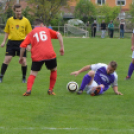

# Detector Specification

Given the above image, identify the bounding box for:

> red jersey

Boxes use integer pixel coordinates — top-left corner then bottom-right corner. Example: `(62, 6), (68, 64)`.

(20, 27), (58, 61)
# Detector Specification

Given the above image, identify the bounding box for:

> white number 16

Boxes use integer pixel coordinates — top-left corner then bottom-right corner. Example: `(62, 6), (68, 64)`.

(33, 31), (47, 42)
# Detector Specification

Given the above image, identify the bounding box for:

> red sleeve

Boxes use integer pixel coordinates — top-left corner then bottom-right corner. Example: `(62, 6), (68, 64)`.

(48, 29), (58, 39)
(20, 34), (31, 48)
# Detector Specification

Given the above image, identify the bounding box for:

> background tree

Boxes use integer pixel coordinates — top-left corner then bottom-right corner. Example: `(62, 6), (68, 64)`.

(22, 6), (34, 24)
(74, 0), (96, 23)
(96, 5), (120, 24)
(129, 3), (134, 23)
(0, 0), (14, 24)
(27, 0), (70, 25)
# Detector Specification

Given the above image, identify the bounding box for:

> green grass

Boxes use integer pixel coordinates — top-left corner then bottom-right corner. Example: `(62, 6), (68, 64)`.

(0, 36), (134, 134)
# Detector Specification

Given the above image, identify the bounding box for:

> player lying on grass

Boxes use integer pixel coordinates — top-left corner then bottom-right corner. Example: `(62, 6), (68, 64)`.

(19, 19), (64, 96)
(71, 61), (123, 96)
(125, 29), (134, 80)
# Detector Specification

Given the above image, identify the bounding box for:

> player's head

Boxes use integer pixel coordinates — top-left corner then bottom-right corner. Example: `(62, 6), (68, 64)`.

(13, 4), (22, 18)
(33, 19), (44, 27)
(107, 61), (117, 74)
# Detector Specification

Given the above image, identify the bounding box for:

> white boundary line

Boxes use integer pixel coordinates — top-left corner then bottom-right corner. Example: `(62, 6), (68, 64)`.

(0, 127), (134, 131)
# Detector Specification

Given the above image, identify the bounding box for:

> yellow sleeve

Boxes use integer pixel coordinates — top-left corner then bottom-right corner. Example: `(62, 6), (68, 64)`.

(25, 19), (32, 35)
(4, 19), (9, 33)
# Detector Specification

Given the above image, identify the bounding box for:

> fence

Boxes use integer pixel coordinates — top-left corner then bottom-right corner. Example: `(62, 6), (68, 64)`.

(0, 24), (133, 38)
(52, 25), (133, 38)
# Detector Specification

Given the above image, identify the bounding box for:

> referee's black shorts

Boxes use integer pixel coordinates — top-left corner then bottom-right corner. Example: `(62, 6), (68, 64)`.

(6, 40), (26, 57)
(31, 58), (57, 71)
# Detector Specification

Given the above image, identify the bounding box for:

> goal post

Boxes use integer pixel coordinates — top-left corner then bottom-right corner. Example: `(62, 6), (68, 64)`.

(64, 24), (89, 38)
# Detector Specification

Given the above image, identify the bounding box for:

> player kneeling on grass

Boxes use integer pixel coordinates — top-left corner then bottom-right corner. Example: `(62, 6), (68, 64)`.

(19, 19), (64, 96)
(71, 61), (123, 96)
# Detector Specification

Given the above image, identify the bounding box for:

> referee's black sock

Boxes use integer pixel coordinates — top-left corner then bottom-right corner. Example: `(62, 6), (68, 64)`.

(0, 63), (8, 78)
(21, 66), (27, 79)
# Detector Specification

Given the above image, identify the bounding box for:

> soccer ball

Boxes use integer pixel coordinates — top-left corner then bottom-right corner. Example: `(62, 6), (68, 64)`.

(66, 81), (79, 93)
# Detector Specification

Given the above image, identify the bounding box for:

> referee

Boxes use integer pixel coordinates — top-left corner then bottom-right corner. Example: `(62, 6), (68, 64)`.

(0, 4), (32, 83)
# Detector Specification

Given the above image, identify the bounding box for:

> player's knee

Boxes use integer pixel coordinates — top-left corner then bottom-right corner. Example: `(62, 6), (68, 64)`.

(22, 58), (27, 66)
(132, 59), (134, 64)
(88, 70), (95, 77)
(51, 67), (57, 71)
(4, 57), (12, 64)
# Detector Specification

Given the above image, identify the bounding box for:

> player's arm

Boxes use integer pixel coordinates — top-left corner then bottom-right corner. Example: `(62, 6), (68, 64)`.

(25, 20), (32, 51)
(57, 32), (64, 56)
(1, 33), (8, 47)
(131, 30), (134, 51)
(19, 35), (31, 64)
(113, 86), (123, 95)
(49, 29), (64, 56)
(70, 65), (91, 76)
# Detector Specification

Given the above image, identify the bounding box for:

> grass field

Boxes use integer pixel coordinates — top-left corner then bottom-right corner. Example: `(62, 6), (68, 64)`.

(0, 36), (134, 134)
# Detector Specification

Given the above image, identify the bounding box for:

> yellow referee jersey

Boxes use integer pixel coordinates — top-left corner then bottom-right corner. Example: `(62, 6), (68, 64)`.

(4, 16), (32, 41)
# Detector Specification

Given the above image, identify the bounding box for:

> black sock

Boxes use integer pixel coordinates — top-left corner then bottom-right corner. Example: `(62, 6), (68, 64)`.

(0, 63), (8, 77)
(21, 66), (27, 79)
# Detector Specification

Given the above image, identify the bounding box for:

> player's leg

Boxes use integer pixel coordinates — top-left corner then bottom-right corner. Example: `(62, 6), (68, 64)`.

(23, 61), (43, 96)
(17, 47), (27, 83)
(48, 67), (57, 95)
(45, 58), (57, 95)
(0, 56), (13, 83)
(90, 84), (104, 96)
(23, 70), (38, 96)
(77, 70), (95, 95)
(21, 57), (27, 83)
(0, 41), (15, 83)
(126, 52), (134, 80)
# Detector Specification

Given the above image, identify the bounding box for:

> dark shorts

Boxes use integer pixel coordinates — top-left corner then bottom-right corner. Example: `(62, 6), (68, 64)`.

(31, 58), (57, 71)
(6, 40), (26, 57)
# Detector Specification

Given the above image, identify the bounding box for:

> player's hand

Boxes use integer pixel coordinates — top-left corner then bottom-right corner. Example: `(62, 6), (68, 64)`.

(117, 92), (123, 95)
(131, 46), (134, 51)
(59, 48), (64, 56)
(19, 57), (24, 64)
(70, 71), (79, 77)
(1, 41), (5, 47)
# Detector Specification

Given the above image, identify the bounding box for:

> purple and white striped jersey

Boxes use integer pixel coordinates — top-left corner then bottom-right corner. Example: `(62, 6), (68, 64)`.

(90, 63), (118, 91)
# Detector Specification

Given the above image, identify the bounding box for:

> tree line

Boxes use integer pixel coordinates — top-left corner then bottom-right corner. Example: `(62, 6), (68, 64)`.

(0, 0), (134, 26)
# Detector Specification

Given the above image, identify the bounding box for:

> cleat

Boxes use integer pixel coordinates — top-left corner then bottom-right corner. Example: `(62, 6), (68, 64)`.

(91, 87), (101, 96)
(23, 90), (31, 96)
(77, 90), (83, 95)
(22, 78), (27, 83)
(125, 76), (130, 80)
(48, 89), (56, 95)
(0, 77), (3, 83)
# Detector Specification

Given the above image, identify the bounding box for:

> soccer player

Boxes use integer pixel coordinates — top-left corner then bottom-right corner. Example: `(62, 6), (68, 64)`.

(125, 29), (134, 80)
(71, 61), (123, 96)
(19, 19), (64, 96)
(0, 4), (32, 83)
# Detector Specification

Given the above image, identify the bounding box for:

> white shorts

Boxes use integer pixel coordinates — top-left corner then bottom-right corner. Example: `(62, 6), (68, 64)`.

(84, 80), (98, 94)
(132, 51), (134, 58)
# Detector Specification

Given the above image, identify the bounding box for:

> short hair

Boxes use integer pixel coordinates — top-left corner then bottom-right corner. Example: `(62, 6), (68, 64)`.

(13, 4), (21, 11)
(33, 19), (44, 26)
(109, 61), (118, 70)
